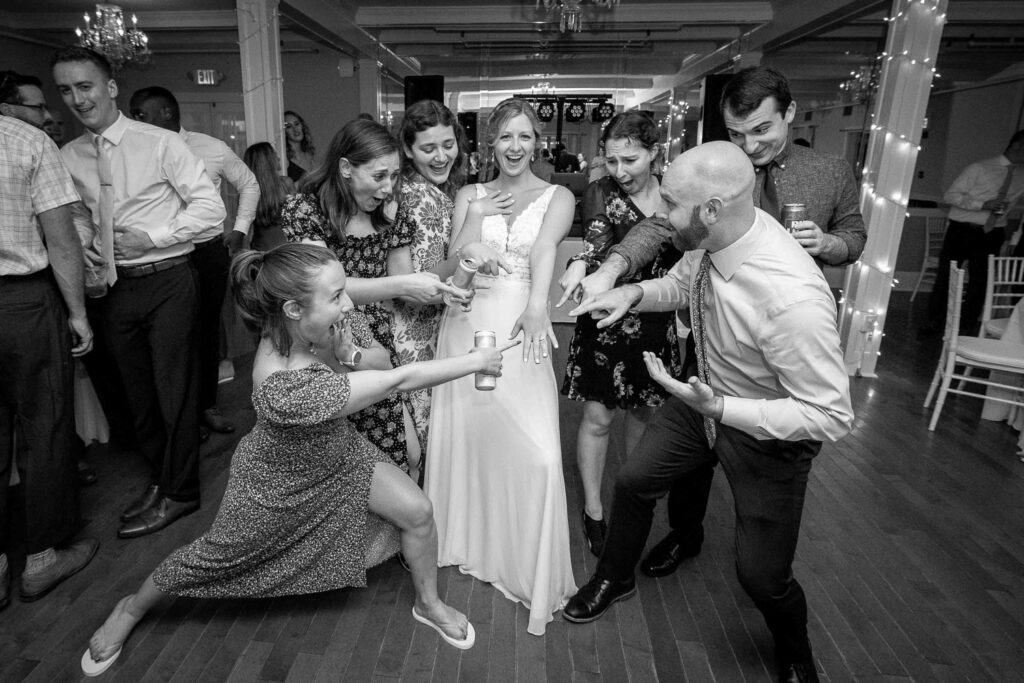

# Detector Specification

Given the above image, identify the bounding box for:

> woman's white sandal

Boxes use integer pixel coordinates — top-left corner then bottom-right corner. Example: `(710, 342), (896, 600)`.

(411, 606), (475, 650)
(81, 646), (121, 677)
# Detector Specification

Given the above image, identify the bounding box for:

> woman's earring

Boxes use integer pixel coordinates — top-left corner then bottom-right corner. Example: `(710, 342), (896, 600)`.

(531, 152), (536, 162)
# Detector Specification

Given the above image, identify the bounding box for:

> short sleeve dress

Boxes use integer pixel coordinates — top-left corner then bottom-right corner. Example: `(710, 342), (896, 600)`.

(151, 365), (399, 597)
(390, 173), (455, 451)
(561, 176), (683, 409)
(281, 193), (411, 471)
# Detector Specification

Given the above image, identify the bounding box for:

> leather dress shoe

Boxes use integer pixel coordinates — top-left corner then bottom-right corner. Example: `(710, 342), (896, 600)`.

(121, 484), (162, 522)
(77, 460), (98, 486)
(640, 530), (703, 578)
(778, 658), (820, 683)
(20, 539), (99, 602)
(563, 575), (636, 623)
(117, 497), (199, 539)
(581, 510), (607, 558)
(201, 407), (235, 434)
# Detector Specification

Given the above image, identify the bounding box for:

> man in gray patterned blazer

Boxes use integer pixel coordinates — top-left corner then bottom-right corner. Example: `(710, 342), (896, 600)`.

(567, 66), (865, 584)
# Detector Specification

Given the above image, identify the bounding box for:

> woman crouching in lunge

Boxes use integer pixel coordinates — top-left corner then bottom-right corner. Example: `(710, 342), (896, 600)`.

(81, 243), (517, 676)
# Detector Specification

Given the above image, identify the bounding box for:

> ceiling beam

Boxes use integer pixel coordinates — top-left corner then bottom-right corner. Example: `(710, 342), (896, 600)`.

(0, 10), (239, 31)
(378, 27), (742, 44)
(279, 0), (420, 78)
(356, 3), (773, 27)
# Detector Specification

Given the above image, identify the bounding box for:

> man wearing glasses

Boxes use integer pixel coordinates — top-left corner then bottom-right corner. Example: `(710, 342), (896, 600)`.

(0, 72), (54, 131)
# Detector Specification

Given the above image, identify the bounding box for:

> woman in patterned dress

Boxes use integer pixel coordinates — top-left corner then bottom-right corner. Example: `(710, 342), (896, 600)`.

(391, 100), (510, 465)
(281, 119), (464, 476)
(557, 112), (683, 557)
(81, 244), (516, 675)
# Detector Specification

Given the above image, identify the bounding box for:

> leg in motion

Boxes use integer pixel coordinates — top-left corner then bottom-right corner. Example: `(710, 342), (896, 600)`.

(368, 461), (472, 647)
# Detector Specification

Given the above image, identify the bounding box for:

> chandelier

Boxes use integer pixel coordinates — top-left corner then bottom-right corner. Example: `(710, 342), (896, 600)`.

(75, 4), (151, 70)
(838, 56), (882, 105)
(537, 0), (619, 33)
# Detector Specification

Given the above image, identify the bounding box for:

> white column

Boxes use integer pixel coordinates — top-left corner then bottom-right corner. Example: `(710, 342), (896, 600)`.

(358, 58), (382, 120)
(839, 0), (947, 376)
(236, 0), (285, 170)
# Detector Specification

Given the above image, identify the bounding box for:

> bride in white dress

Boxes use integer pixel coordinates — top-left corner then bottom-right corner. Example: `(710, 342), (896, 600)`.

(424, 98), (577, 636)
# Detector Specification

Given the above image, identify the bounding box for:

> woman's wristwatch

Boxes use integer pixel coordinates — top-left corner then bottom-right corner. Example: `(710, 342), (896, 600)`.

(338, 345), (362, 369)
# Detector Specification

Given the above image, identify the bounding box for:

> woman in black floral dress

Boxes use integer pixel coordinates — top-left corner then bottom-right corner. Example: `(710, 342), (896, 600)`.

(281, 119), (463, 474)
(558, 112), (682, 557)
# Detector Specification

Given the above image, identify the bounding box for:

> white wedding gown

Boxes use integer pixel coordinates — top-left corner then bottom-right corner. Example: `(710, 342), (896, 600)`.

(425, 183), (576, 636)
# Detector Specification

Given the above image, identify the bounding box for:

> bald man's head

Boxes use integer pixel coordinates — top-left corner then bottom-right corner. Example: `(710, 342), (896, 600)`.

(659, 141), (756, 251)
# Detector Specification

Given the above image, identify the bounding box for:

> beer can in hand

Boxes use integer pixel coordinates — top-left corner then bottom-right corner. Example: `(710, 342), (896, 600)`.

(782, 203), (807, 234)
(443, 257), (479, 311)
(474, 329), (497, 391)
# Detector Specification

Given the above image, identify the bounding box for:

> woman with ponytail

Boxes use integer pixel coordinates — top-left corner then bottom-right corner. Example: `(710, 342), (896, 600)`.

(81, 244), (519, 675)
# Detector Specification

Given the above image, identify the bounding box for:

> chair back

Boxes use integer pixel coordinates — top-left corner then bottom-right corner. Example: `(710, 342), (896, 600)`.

(943, 261), (965, 347)
(983, 255), (1024, 323)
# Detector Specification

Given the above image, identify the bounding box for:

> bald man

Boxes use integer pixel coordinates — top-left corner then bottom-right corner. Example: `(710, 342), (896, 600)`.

(563, 142), (853, 683)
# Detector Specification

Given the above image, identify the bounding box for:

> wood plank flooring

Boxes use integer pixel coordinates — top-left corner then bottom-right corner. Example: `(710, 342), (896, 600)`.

(2, 292), (1023, 681)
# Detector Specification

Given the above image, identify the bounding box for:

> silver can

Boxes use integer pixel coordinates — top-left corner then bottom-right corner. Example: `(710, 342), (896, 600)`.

(474, 330), (496, 391)
(444, 257), (479, 312)
(782, 203), (807, 234)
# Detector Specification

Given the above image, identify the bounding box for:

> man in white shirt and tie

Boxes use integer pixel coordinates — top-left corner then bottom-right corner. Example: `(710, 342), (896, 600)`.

(928, 130), (1024, 333)
(564, 142), (854, 683)
(128, 86), (260, 438)
(52, 46), (226, 540)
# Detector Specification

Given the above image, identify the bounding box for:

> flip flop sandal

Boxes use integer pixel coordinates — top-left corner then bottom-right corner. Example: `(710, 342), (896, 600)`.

(81, 646), (122, 677)
(411, 606), (476, 650)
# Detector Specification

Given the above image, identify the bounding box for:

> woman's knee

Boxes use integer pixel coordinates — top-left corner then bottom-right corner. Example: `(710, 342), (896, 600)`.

(582, 402), (613, 435)
(403, 493), (434, 531)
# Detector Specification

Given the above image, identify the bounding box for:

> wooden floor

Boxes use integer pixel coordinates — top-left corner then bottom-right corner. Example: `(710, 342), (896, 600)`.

(2, 291), (1024, 682)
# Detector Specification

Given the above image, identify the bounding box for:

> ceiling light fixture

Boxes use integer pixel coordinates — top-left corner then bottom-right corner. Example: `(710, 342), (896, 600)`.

(537, 0), (619, 34)
(75, 4), (151, 71)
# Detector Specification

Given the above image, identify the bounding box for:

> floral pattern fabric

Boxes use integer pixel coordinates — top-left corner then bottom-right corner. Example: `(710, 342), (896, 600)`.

(391, 173), (456, 451)
(561, 176), (683, 409)
(281, 193), (411, 471)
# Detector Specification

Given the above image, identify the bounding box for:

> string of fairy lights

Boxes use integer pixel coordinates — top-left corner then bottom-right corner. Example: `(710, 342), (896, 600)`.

(840, 0), (946, 372)
(656, 99), (690, 148)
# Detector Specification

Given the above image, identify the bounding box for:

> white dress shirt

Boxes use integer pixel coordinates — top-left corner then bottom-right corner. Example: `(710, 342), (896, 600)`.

(61, 112), (225, 265)
(944, 154), (1024, 227)
(180, 128), (259, 241)
(636, 209), (854, 442)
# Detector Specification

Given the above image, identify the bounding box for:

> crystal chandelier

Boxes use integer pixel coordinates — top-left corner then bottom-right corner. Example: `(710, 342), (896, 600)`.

(838, 56), (882, 105)
(537, 0), (619, 33)
(75, 4), (151, 70)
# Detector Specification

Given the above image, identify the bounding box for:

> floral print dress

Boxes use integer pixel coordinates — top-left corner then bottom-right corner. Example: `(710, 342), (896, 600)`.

(281, 193), (410, 472)
(391, 173), (455, 452)
(561, 176), (683, 409)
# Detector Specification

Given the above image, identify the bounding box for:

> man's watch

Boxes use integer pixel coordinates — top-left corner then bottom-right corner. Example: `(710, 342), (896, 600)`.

(339, 346), (362, 369)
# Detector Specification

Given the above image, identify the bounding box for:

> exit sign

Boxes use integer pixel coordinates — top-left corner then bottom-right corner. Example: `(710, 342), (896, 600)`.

(189, 69), (224, 86)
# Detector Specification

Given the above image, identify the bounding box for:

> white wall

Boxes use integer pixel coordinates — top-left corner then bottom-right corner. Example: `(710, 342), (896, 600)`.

(2, 35), (367, 154)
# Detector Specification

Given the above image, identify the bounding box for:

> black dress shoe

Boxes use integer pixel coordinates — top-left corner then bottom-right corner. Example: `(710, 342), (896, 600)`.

(117, 497), (199, 539)
(202, 407), (235, 434)
(640, 530), (703, 578)
(77, 460), (98, 486)
(778, 659), (820, 683)
(563, 575), (636, 623)
(120, 484), (162, 522)
(581, 510), (607, 558)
